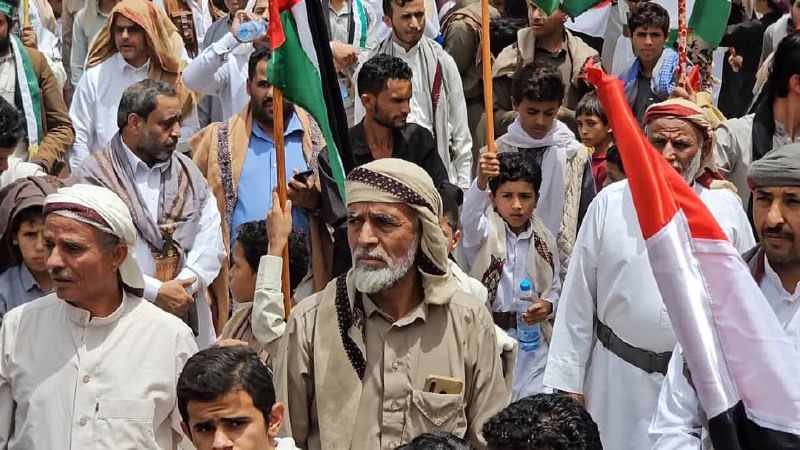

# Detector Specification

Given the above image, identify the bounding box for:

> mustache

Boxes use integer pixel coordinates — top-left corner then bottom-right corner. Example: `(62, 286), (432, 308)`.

(353, 246), (391, 263)
(763, 225), (794, 240)
(49, 267), (74, 282)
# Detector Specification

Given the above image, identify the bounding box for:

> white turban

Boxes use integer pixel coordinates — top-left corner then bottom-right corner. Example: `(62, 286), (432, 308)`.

(44, 184), (144, 295)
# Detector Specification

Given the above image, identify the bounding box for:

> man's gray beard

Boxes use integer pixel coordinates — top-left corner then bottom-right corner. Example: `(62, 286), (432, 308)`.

(351, 243), (418, 294)
(681, 151), (703, 184)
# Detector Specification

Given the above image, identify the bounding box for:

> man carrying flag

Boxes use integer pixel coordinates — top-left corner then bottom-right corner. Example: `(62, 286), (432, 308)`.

(543, 97), (754, 450)
(651, 143), (800, 448)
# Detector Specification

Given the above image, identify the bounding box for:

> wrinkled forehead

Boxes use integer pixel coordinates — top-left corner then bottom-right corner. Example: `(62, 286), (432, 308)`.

(347, 201), (418, 220)
(646, 117), (702, 139)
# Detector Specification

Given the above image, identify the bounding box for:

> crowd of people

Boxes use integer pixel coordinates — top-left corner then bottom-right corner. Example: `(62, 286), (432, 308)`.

(0, 0), (799, 447)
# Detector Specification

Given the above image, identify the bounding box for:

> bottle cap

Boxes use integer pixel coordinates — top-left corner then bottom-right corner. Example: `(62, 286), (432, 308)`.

(520, 279), (532, 292)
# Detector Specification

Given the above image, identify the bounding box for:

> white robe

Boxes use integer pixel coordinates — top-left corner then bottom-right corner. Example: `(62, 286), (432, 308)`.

(650, 255), (800, 449)
(543, 180), (755, 450)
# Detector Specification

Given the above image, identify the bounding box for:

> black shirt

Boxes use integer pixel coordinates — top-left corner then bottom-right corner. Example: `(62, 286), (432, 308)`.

(349, 121), (462, 203)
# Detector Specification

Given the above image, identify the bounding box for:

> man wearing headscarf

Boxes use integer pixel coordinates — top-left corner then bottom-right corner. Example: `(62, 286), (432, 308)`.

(0, 183), (198, 449)
(67, 0), (198, 169)
(0, 0), (73, 176)
(651, 142), (800, 448)
(543, 98), (756, 449)
(276, 158), (507, 450)
(72, 78), (226, 348)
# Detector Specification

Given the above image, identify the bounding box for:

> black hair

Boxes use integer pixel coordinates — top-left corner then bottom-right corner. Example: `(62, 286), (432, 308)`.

(177, 346), (276, 430)
(397, 432), (472, 450)
(488, 152), (543, 195)
(0, 96), (24, 149)
(438, 186), (461, 232)
(248, 45), (272, 79)
(627, 1), (670, 37)
(382, 0), (414, 16)
(483, 393), (603, 450)
(234, 220), (309, 293)
(489, 18), (528, 56)
(116, 79), (177, 129)
(504, 0), (529, 20)
(511, 61), (565, 106)
(768, 33), (800, 98)
(575, 91), (608, 125)
(10, 205), (44, 236)
(357, 54), (413, 97)
(605, 145), (624, 174)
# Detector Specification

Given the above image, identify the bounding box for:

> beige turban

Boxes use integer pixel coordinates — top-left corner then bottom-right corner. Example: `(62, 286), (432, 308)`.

(43, 184), (144, 296)
(345, 158), (457, 304)
(748, 144), (800, 188)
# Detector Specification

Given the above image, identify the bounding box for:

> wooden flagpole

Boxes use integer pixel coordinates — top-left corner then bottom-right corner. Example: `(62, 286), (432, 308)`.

(481, 0), (496, 155)
(273, 88), (293, 319)
(22, 0), (29, 25)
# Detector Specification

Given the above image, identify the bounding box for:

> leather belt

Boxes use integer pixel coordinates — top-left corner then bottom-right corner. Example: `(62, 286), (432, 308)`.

(595, 319), (672, 375)
(493, 311), (517, 330)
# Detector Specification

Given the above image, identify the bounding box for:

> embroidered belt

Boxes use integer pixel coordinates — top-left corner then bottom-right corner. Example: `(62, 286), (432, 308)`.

(595, 319), (672, 375)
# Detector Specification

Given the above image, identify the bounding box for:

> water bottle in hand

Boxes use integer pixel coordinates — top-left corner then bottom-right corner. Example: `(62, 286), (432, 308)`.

(236, 20), (267, 43)
(516, 279), (541, 353)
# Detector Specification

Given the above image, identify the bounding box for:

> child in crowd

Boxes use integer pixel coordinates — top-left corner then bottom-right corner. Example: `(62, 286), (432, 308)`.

(219, 193), (309, 366)
(482, 393), (603, 450)
(0, 97), (43, 189)
(461, 151), (561, 400)
(623, 1), (676, 125)
(576, 91), (614, 191)
(603, 145), (626, 189)
(0, 177), (62, 320)
(491, 61), (594, 276)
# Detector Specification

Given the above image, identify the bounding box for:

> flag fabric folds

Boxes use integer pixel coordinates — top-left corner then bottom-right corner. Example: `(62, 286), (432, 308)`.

(267, 0), (352, 198)
(562, 0), (607, 21)
(586, 65), (800, 449)
(688, 0), (731, 48)
(530, 0), (561, 16)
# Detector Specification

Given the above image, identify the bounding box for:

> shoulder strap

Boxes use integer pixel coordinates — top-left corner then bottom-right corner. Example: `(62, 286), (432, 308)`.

(216, 121), (236, 229)
(431, 60), (444, 124)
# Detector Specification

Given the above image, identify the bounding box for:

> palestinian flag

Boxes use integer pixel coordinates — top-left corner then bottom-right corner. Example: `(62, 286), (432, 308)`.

(587, 65), (800, 449)
(562, 0), (608, 21)
(267, 0), (352, 198)
(688, 0), (731, 48)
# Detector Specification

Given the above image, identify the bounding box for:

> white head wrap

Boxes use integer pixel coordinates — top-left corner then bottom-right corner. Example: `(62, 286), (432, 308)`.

(44, 184), (145, 295)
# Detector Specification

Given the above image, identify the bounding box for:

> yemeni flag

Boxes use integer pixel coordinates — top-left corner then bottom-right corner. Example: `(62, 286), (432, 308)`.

(688, 0), (731, 47)
(587, 65), (800, 449)
(267, 0), (352, 198)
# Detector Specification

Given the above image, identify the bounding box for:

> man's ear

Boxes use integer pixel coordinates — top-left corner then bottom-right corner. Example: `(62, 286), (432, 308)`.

(180, 421), (192, 440)
(382, 15), (392, 29)
(361, 92), (375, 111)
(267, 402), (285, 437)
(127, 113), (143, 131)
(110, 242), (128, 273)
(246, 79), (253, 98)
(511, 96), (518, 111)
(451, 229), (462, 252)
(790, 74), (800, 95)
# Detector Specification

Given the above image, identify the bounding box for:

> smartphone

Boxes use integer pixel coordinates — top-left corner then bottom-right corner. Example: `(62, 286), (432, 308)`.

(423, 375), (464, 395)
(292, 170), (314, 184)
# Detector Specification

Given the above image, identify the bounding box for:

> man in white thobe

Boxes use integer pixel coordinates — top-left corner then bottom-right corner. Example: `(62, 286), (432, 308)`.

(67, 0), (199, 169)
(72, 79), (226, 348)
(650, 143), (800, 449)
(354, 0), (472, 190)
(0, 183), (198, 449)
(182, 0), (267, 122)
(543, 99), (756, 450)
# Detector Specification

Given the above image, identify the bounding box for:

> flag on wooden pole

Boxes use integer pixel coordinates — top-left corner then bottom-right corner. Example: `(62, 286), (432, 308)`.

(267, 0), (353, 199)
(688, 0), (731, 48)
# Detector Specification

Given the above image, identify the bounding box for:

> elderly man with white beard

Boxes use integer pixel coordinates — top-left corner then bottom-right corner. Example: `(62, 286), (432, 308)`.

(275, 158), (507, 450)
(543, 98), (756, 450)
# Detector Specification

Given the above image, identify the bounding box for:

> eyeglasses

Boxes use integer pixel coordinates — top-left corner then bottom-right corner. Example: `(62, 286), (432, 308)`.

(112, 24), (145, 35)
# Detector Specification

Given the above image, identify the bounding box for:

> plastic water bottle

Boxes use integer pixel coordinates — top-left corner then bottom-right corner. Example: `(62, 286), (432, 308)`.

(236, 20), (267, 43)
(516, 279), (541, 353)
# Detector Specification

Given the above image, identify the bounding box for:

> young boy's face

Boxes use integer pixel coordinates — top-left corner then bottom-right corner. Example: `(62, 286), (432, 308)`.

(631, 26), (666, 67)
(577, 114), (611, 150)
(182, 390), (284, 450)
(12, 218), (47, 273)
(490, 181), (537, 234)
(603, 161), (626, 188)
(438, 216), (461, 255)
(229, 241), (257, 304)
(514, 98), (561, 140)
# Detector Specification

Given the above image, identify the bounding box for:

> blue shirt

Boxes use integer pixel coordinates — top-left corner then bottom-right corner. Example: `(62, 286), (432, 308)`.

(0, 264), (50, 321)
(231, 113), (310, 245)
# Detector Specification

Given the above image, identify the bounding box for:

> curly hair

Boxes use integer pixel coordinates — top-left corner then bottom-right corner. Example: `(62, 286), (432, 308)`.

(488, 152), (543, 196)
(483, 393), (603, 450)
(511, 61), (565, 105)
(627, 1), (670, 37)
(235, 220), (309, 293)
(0, 96), (25, 149)
(397, 432), (472, 450)
(357, 54), (413, 97)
